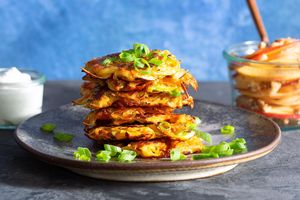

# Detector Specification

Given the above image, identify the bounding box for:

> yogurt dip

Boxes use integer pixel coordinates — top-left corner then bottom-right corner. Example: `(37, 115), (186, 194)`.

(0, 67), (45, 127)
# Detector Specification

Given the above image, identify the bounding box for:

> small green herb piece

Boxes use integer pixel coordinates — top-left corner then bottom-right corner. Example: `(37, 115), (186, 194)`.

(188, 123), (197, 130)
(53, 132), (74, 142)
(193, 152), (219, 160)
(102, 57), (118, 66)
(193, 137), (247, 160)
(73, 147), (92, 161)
(176, 131), (192, 138)
(102, 58), (112, 66)
(140, 68), (152, 75)
(170, 148), (186, 161)
(195, 117), (202, 125)
(229, 138), (247, 154)
(96, 150), (111, 162)
(119, 51), (136, 62)
(214, 141), (230, 154)
(221, 125), (235, 135)
(104, 144), (122, 156)
(117, 150), (137, 162)
(133, 43), (150, 57)
(195, 130), (212, 144)
(170, 89), (181, 97)
(40, 123), (56, 133)
(158, 121), (172, 132)
(149, 58), (162, 66)
(134, 58), (145, 68)
(219, 148), (234, 157)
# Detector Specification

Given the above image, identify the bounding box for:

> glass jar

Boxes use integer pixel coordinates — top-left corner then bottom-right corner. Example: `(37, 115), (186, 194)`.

(0, 69), (45, 129)
(223, 41), (300, 130)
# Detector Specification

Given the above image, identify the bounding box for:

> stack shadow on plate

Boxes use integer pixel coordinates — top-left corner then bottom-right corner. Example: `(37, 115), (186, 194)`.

(73, 45), (204, 158)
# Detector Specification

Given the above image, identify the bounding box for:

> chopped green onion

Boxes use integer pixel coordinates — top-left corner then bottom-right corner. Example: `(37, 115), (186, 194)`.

(140, 68), (152, 75)
(134, 58), (150, 69)
(104, 144), (122, 156)
(134, 58), (145, 68)
(220, 125), (235, 135)
(188, 123), (197, 130)
(233, 147), (248, 154)
(73, 147), (92, 161)
(53, 132), (74, 142)
(102, 58), (112, 66)
(214, 141), (230, 154)
(117, 150), (137, 162)
(96, 150), (111, 162)
(119, 51), (136, 62)
(170, 148), (186, 161)
(229, 138), (248, 154)
(195, 117), (202, 125)
(102, 57), (118, 66)
(133, 43), (150, 57)
(211, 152), (220, 158)
(170, 89), (181, 97)
(230, 141), (247, 150)
(231, 138), (246, 144)
(40, 123), (56, 133)
(195, 130), (212, 144)
(193, 137), (248, 160)
(193, 152), (219, 160)
(158, 121), (171, 132)
(149, 58), (162, 66)
(219, 148), (234, 157)
(176, 131), (192, 138)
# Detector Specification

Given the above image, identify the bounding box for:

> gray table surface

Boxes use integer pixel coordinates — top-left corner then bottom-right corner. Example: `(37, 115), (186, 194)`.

(1, 81), (299, 200)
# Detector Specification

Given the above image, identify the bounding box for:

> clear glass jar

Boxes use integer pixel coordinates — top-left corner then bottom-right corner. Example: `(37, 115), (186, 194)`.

(0, 69), (45, 129)
(223, 41), (300, 130)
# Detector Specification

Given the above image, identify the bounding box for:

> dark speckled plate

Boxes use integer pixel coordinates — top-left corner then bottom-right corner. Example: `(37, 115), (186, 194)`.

(14, 100), (281, 182)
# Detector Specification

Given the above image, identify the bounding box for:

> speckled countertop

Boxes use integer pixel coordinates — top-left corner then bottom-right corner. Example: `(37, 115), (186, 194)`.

(0, 81), (299, 200)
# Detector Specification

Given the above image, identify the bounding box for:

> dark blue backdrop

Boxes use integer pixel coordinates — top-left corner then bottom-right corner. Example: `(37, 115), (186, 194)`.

(0, 0), (299, 80)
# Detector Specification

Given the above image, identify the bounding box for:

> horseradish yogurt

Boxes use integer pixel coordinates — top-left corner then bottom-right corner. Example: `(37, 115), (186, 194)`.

(0, 67), (45, 127)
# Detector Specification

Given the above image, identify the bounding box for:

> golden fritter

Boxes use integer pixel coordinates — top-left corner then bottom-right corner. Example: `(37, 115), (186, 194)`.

(73, 86), (194, 109)
(82, 50), (183, 81)
(123, 136), (204, 158)
(83, 107), (175, 126)
(85, 117), (198, 141)
(82, 71), (197, 93)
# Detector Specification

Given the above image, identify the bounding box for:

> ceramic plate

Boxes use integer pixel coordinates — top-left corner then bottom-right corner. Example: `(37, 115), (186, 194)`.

(14, 100), (281, 182)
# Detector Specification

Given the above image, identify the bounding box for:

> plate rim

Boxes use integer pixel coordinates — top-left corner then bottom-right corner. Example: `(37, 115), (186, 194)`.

(14, 100), (281, 171)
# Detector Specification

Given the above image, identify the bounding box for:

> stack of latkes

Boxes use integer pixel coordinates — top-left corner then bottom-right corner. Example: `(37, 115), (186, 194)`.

(74, 44), (204, 158)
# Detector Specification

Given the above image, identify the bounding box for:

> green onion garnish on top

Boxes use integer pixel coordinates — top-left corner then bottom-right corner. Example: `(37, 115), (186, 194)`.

(220, 125), (235, 135)
(149, 58), (162, 66)
(102, 58), (112, 66)
(119, 51), (136, 62)
(40, 123), (56, 133)
(73, 147), (92, 161)
(134, 58), (150, 69)
(133, 43), (150, 57)
(102, 57), (118, 66)
(118, 43), (163, 70)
